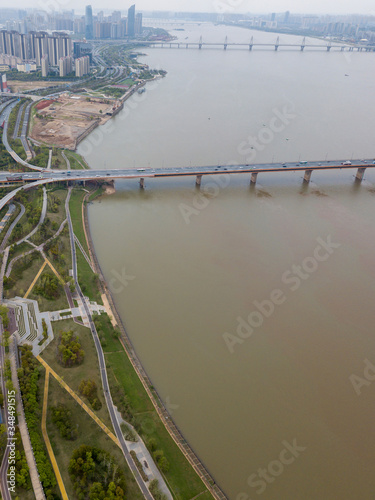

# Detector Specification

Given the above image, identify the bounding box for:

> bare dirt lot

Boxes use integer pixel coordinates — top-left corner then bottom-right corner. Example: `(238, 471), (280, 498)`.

(30, 93), (121, 149)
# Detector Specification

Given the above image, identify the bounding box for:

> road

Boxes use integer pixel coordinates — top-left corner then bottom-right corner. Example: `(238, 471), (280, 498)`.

(20, 102), (34, 159)
(0, 204), (15, 232)
(0, 203), (25, 253)
(65, 189), (154, 500)
(12, 102), (25, 140)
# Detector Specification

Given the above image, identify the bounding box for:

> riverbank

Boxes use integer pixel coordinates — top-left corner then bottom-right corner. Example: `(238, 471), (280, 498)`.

(82, 193), (226, 500)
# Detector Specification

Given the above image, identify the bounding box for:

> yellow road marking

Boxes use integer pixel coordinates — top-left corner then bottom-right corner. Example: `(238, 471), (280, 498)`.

(44, 257), (65, 285)
(41, 368), (69, 500)
(37, 356), (120, 447)
(24, 261), (47, 298)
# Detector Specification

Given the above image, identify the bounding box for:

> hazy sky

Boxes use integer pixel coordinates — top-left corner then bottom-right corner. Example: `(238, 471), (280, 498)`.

(4, 0), (375, 15)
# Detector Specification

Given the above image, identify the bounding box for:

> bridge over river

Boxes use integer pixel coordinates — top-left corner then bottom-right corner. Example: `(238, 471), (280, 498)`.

(0, 160), (373, 202)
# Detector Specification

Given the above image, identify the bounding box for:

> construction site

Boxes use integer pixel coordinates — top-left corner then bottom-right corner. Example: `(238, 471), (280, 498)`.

(29, 93), (122, 150)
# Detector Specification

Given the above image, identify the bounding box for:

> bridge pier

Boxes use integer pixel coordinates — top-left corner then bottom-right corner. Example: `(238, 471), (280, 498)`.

(275, 36), (280, 51)
(356, 167), (366, 181)
(304, 169), (313, 183)
(139, 177), (145, 189)
(250, 172), (258, 185)
(196, 175), (202, 187)
(301, 37), (306, 51)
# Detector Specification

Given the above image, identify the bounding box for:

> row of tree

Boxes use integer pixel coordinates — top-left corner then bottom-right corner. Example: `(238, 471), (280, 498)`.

(18, 345), (57, 497)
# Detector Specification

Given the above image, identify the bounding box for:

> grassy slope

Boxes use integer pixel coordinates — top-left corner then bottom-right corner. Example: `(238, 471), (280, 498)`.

(69, 188), (102, 304)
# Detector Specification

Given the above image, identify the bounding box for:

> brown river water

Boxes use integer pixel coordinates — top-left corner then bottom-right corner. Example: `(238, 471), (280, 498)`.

(79, 23), (375, 499)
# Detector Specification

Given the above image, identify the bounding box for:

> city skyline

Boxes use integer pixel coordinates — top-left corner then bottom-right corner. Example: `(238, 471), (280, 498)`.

(0, 0), (375, 15)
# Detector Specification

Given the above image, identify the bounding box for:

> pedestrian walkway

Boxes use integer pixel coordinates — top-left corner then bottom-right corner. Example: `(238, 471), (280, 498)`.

(24, 261), (47, 299)
(37, 355), (120, 446)
(44, 256), (65, 285)
(41, 368), (68, 500)
(74, 233), (95, 272)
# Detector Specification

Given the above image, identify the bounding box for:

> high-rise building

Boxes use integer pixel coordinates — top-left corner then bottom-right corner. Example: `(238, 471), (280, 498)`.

(135, 13), (142, 35)
(127, 4), (135, 37)
(59, 55), (72, 76)
(75, 55), (90, 77)
(41, 54), (49, 76)
(111, 11), (121, 23)
(85, 5), (93, 40)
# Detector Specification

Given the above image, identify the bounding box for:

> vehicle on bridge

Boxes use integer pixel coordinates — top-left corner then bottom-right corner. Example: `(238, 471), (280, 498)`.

(6, 176), (23, 182)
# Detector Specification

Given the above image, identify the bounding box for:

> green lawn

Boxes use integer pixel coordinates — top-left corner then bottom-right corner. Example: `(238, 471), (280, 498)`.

(46, 376), (144, 500)
(98, 314), (213, 500)
(64, 150), (89, 170)
(29, 266), (69, 312)
(69, 189), (89, 255)
(5, 252), (44, 299)
(40, 319), (113, 430)
(7, 240), (34, 262)
(76, 249), (102, 304)
(69, 188), (103, 304)
(118, 78), (135, 86)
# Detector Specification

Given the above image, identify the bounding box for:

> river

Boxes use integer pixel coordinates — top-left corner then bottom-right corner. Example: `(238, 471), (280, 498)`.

(78, 23), (375, 499)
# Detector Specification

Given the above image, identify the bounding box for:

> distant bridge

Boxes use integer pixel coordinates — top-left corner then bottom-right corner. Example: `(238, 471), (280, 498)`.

(149, 36), (375, 52)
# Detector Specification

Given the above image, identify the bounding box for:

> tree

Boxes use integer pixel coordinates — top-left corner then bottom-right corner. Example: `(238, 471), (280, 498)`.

(57, 330), (85, 367)
(79, 379), (102, 410)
